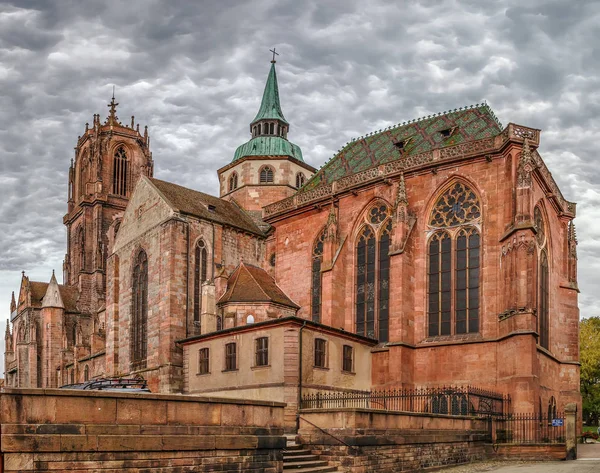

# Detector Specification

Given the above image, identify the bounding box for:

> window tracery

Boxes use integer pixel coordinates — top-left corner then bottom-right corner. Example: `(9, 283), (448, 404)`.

(429, 182), (481, 227)
(534, 206), (545, 247)
(427, 182), (481, 337)
(260, 166), (274, 183)
(112, 146), (128, 197)
(355, 203), (391, 341)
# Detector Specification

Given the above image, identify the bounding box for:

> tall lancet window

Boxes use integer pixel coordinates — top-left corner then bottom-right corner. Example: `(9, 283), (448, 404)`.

(78, 226), (85, 272)
(355, 204), (391, 341)
(427, 182), (481, 337)
(539, 251), (549, 349)
(311, 230), (325, 323)
(194, 240), (208, 324)
(112, 146), (128, 196)
(131, 249), (148, 368)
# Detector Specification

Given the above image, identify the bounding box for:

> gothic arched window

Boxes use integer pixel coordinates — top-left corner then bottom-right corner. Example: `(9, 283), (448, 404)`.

(311, 230), (325, 323)
(355, 204), (391, 341)
(296, 172), (306, 189)
(78, 226), (85, 272)
(427, 182), (481, 337)
(84, 365), (89, 382)
(131, 249), (148, 368)
(194, 240), (208, 324)
(112, 146), (128, 197)
(539, 251), (549, 349)
(260, 166), (274, 183)
(228, 172), (238, 192)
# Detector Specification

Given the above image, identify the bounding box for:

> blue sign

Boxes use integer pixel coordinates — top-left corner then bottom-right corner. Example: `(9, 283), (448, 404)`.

(552, 419), (564, 427)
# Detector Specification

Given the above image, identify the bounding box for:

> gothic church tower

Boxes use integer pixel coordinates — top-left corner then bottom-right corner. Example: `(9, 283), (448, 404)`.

(63, 96), (153, 312)
(217, 58), (315, 220)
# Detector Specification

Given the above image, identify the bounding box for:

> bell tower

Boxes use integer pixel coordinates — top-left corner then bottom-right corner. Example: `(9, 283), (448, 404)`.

(217, 54), (316, 219)
(63, 94), (154, 312)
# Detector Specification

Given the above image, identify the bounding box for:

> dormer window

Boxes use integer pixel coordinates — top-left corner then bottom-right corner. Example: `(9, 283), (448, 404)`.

(208, 204), (216, 212)
(260, 166), (274, 183)
(394, 140), (406, 150)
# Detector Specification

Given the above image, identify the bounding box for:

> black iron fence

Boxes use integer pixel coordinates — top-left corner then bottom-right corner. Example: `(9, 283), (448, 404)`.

(495, 413), (565, 444)
(301, 386), (510, 417)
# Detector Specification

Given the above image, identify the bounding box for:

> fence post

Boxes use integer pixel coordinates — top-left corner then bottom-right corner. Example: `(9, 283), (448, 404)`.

(565, 403), (577, 460)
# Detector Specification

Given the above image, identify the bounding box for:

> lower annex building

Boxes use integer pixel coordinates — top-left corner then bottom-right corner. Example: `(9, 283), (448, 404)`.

(5, 59), (580, 431)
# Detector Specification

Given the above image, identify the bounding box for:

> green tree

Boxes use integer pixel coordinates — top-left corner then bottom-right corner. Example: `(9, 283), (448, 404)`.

(580, 317), (600, 426)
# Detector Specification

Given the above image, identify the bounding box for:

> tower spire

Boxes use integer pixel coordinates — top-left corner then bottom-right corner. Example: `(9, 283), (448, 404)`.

(251, 60), (288, 127)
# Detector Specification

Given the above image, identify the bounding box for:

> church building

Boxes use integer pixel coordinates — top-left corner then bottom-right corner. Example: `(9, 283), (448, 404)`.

(5, 58), (580, 432)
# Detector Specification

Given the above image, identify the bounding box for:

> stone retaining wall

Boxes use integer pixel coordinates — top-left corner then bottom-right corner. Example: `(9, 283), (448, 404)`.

(0, 388), (285, 472)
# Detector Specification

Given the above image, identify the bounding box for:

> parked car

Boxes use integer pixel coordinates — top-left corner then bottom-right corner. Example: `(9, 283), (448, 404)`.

(60, 377), (150, 392)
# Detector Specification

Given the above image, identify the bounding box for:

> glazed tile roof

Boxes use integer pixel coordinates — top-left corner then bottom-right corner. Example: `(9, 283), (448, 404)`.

(218, 262), (299, 309)
(303, 104), (502, 190)
(149, 178), (264, 236)
(28, 281), (79, 312)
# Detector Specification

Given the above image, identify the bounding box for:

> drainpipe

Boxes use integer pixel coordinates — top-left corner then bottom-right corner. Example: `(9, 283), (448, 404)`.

(296, 320), (307, 432)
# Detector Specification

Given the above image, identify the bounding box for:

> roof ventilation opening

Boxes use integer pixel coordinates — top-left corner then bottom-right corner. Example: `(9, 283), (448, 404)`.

(394, 140), (406, 150)
(207, 204), (216, 212)
(439, 127), (455, 138)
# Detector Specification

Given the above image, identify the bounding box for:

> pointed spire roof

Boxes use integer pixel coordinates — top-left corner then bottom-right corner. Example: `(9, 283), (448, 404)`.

(251, 62), (288, 126)
(10, 291), (16, 314)
(42, 271), (64, 309)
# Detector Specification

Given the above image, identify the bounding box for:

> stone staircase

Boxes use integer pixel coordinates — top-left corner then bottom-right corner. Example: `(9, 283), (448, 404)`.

(283, 435), (338, 473)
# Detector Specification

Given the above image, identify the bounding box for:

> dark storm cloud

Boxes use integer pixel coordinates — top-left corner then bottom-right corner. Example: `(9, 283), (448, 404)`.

(0, 0), (599, 370)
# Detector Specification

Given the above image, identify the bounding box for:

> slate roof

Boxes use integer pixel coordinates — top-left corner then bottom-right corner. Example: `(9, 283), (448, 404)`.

(218, 262), (299, 309)
(28, 281), (79, 312)
(149, 178), (264, 236)
(303, 104), (503, 190)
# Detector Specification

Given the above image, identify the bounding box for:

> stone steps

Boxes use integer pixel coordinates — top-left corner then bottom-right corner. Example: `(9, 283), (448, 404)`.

(282, 435), (338, 473)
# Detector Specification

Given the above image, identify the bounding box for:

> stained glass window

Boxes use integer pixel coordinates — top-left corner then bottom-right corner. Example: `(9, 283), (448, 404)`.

(429, 182), (480, 227)
(355, 203), (391, 341)
(131, 249), (148, 368)
(427, 182), (481, 336)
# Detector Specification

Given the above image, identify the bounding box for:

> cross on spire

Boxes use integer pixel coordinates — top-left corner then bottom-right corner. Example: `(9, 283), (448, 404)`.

(269, 47), (279, 63)
(107, 88), (119, 125)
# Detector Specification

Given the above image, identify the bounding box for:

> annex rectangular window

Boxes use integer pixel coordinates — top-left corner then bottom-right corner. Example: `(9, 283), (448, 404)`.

(198, 348), (209, 375)
(314, 338), (326, 368)
(225, 342), (237, 371)
(255, 337), (269, 367)
(342, 345), (354, 372)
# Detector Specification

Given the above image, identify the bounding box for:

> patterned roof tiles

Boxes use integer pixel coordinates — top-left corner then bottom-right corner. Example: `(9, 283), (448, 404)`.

(303, 104), (502, 191)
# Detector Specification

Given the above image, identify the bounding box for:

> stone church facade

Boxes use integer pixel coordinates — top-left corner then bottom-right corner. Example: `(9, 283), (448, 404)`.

(5, 60), (580, 429)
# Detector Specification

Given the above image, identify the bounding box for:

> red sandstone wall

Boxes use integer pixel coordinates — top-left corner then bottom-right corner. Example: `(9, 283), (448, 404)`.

(0, 388), (285, 473)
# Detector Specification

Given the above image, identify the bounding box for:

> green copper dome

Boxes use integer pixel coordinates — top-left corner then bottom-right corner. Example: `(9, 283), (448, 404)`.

(251, 62), (288, 126)
(233, 136), (303, 162)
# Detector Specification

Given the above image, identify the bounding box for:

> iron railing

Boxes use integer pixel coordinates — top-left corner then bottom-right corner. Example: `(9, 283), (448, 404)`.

(495, 413), (565, 444)
(301, 386), (510, 417)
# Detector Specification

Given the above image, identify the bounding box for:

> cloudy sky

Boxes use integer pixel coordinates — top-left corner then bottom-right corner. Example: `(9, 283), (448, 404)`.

(1, 0), (599, 365)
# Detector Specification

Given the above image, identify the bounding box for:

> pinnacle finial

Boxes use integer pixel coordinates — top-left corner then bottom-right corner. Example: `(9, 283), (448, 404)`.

(106, 89), (119, 125)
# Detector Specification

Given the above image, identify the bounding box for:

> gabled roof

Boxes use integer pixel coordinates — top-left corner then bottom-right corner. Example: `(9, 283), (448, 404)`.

(28, 281), (79, 312)
(303, 104), (503, 190)
(149, 178), (264, 236)
(218, 262), (299, 309)
(251, 62), (288, 126)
